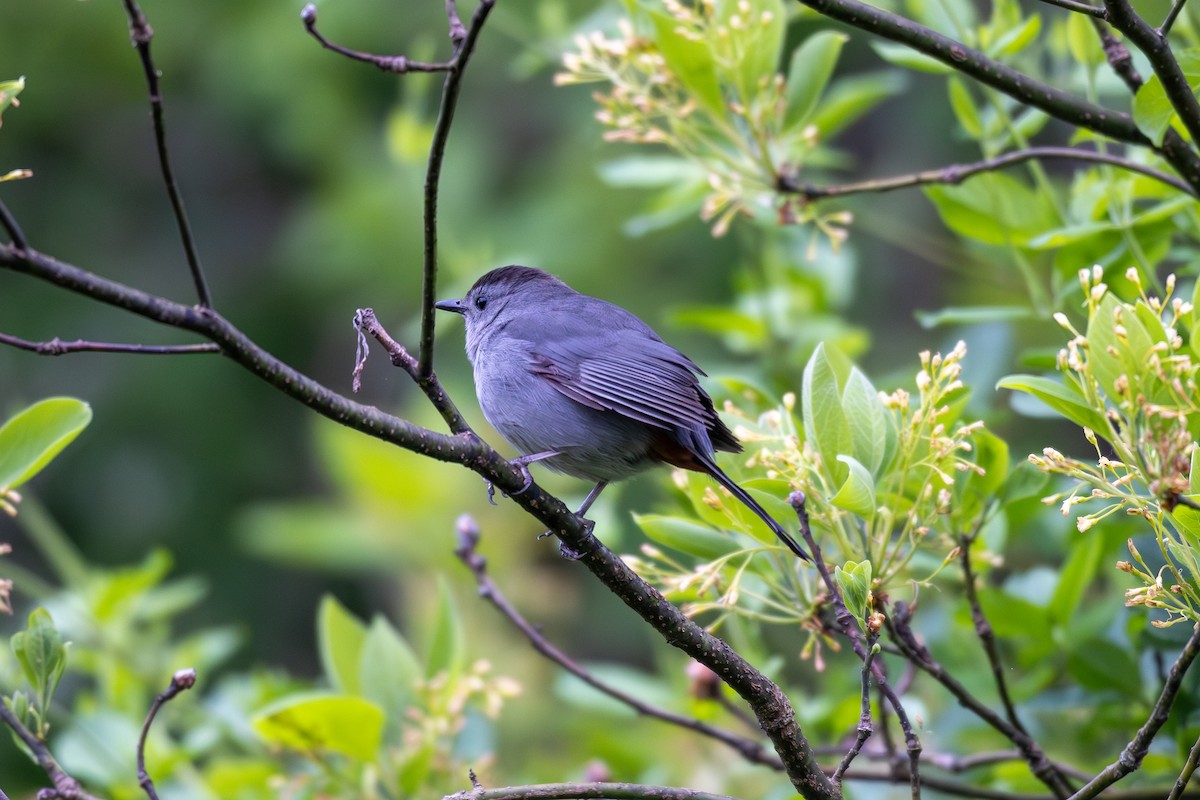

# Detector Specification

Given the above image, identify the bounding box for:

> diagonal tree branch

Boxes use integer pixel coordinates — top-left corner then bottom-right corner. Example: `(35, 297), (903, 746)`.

(0, 331), (219, 356)
(1070, 623), (1200, 800)
(786, 146), (1194, 200)
(0, 700), (102, 800)
(1102, 0), (1200, 145)
(453, 513), (787, 772)
(120, 0), (212, 308)
(0, 239), (833, 798)
(0, 197), (27, 251)
(793, 0), (1200, 190)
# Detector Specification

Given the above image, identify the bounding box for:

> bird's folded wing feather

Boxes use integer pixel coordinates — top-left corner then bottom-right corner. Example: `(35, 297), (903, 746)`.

(529, 334), (714, 431)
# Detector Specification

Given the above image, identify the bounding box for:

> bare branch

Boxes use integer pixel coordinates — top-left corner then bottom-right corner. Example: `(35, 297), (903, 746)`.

(120, 0), (212, 308)
(0, 700), (103, 800)
(0, 197), (27, 251)
(1160, 0), (1187, 35)
(886, 603), (1072, 799)
(1035, 0), (1107, 16)
(793, 0), (1139, 145)
(1169, 730), (1200, 800)
(794, 0), (1200, 190)
(353, 308), (472, 434)
(445, 0), (467, 49)
(137, 668), (197, 800)
(1103, 0), (1200, 145)
(453, 514), (786, 772)
(785, 147), (1195, 201)
(1071, 623), (1200, 800)
(442, 782), (742, 800)
(418, 0), (497, 379)
(789, 492), (922, 800)
(833, 635), (878, 784)
(0, 332), (219, 356)
(957, 537), (1026, 736)
(300, 4), (455, 73)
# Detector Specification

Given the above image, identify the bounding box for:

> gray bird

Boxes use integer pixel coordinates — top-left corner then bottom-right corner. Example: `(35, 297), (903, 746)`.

(436, 265), (810, 561)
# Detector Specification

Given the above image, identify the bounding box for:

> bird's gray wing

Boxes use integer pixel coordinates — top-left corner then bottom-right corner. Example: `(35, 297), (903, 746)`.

(528, 332), (716, 432)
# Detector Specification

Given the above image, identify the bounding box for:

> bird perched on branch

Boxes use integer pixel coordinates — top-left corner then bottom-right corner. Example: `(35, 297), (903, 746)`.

(436, 265), (809, 561)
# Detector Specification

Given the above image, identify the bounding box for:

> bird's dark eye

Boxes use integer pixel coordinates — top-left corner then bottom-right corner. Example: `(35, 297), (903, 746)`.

(474, 295), (488, 310)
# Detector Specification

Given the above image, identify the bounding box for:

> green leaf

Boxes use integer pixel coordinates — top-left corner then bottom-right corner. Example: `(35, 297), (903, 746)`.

(947, 76), (981, 138)
(784, 31), (848, 127)
(802, 343), (852, 484)
(597, 156), (703, 188)
(988, 13), (1040, 58)
(840, 368), (887, 476)
(648, 9), (724, 114)
(1049, 529), (1106, 625)
(914, 305), (1032, 328)
(252, 693), (385, 760)
(426, 579), (464, 680)
(359, 616), (421, 734)
(718, 0), (785, 97)
(924, 172), (1057, 245)
(831, 455), (876, 519)
(0, 398), (92, 492)
(835, 559), (872, 623)
(996, 374), (1109, 433)
(1065, 638), (1142, 700)
(1132, 50), (1200, 144)
(0, 77), (24, 125)
(317, 595), (367, 695)
(634, 513), (741, 560)
(1066, 11), (1104, 66)
(10, 608), (68, 714)
(869, 42), (952, 74)
(961, 428), (1009, 509)
(809, 71), (907, 137)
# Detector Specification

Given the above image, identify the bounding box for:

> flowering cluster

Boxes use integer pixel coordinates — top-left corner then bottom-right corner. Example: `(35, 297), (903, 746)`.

(628, 342), (991, 636)
(556, 0), (851, 240)
(1029, 267), (1200, 626)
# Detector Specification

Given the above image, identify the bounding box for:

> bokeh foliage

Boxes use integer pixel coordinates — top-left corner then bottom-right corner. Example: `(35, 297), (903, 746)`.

(4, 0), (1200, 797)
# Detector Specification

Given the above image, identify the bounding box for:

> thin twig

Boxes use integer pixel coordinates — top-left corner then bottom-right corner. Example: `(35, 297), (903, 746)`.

(787, 146), (1195, 200)
(789, 492), (923, 800)
(137, 668), (197, 800)
(833, 634), (878, 784)
(886, 604), (1073, 799)
(1170, 730), (1200, 800)
(957, 536), (1026, 736)
(1071, 623), (1200, 800)
(418, 0), (497, 379)
(0, 331), (219, 356)
(1035, 0), (1107, 16)
(796, 0), (1200, 190)
(445, 0), (467, 48)
(1104, 0), (1200, 146)
(0, 700), (102, 800)
(442, 782), (741, 800)
(352, 308), (472, 433)
(300, 4), (455, 73)
(120, 0), (212, 308)
(1160, 0), (1187, 35)
(1092, 20), (1144, 91)
(452, 514), (786, 771)
(0, 197), (27, 251)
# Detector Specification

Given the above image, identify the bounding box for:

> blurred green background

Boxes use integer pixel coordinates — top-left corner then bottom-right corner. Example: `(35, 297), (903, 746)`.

(0, 0), (1073, 793)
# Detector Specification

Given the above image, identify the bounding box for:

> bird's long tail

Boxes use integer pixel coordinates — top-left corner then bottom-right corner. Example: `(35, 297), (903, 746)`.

(700, 456), (811, 562)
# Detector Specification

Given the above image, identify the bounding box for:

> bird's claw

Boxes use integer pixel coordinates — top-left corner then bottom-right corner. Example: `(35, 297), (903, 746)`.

(509, 463), (535, 496)
(484, 480), (498, 506)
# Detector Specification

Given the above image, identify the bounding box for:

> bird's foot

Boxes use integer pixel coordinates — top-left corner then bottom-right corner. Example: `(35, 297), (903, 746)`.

(538, 517), (595, 561)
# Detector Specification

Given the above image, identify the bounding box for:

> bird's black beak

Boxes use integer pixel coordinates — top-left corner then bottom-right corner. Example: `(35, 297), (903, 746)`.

(435, 298), (466, 314)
